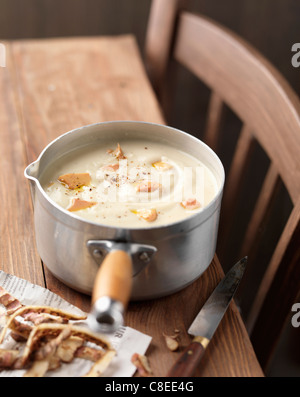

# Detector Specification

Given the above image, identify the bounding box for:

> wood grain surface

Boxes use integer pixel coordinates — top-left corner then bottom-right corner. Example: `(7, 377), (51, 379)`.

(0, 35), (263, 376)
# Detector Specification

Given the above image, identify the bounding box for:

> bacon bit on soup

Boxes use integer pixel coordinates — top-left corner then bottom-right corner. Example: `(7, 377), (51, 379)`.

(136, 181), (161, 193)
(68, 198), (97, 212)
(180, 198), (201, 210)
(100, 163), (119, 172)
(132, 209), (157, 222)
(58, 173), (91, 190)
(152, 161), (173, 171)
(113, 143), (126, 160)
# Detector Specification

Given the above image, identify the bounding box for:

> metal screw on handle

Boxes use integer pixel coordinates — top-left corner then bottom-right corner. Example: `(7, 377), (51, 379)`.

(139, 251), (151, 263)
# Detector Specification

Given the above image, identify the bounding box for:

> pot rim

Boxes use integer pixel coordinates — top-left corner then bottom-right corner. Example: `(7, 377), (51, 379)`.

(25, 120), (225, 232)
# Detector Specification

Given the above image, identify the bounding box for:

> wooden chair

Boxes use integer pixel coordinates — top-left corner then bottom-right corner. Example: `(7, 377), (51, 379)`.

(144, 0), (300, 373)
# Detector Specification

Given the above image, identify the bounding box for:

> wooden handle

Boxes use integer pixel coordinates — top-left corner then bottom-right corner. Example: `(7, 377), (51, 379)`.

(166, 341), (207, 377)
(92, 250), (132, 308)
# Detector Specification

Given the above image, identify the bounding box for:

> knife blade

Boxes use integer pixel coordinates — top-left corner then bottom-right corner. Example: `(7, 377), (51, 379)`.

(166, 256), (247, 377)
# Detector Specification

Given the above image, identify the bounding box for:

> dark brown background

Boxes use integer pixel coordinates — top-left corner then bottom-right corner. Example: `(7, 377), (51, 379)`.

(0, 0), (299, 376)
(0, 0), (298, 95)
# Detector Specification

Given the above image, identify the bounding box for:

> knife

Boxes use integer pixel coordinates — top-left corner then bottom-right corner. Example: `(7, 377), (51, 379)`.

(166, 256), (247, 377)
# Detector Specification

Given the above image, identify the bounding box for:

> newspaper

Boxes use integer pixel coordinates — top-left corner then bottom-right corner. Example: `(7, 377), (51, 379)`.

(0, 270), (152, 377)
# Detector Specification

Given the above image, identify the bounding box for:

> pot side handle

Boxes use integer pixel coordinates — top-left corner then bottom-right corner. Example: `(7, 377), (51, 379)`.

(88, 250), (132, 334)
(87, 240), (157, 334)
(92, 249), (132, 308)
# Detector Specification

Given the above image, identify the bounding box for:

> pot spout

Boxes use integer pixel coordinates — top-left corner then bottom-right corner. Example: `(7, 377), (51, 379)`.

(24, 160), (40, 204)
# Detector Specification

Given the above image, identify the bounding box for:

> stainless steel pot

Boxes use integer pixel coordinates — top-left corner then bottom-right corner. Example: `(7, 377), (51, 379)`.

(25, 121), (225, 332)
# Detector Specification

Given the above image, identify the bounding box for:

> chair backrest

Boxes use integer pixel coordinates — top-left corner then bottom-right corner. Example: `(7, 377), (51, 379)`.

(145, 0), (300, 372)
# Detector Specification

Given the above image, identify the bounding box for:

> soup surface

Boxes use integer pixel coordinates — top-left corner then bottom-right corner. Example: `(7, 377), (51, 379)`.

(41, 140), (218, 227)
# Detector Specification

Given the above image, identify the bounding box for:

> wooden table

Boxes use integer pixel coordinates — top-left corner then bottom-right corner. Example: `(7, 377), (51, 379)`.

(0, 35), (263, 377)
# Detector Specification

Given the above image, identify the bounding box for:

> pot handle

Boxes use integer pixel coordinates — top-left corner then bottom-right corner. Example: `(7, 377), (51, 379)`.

(88, 250), (132, 334)
(92, 250), (132, 308)
(87, 240), (157, 334)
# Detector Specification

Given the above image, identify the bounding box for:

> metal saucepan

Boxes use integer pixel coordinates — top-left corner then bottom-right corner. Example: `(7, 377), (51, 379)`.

(25, 121), (225, 333)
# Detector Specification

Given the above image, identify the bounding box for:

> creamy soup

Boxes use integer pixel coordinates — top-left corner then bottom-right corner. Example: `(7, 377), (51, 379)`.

(41, 140), (218, 227)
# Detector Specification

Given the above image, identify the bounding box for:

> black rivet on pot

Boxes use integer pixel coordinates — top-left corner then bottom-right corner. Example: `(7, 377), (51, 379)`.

(93, 249), (103, 259)
(139, 252), (150, 263)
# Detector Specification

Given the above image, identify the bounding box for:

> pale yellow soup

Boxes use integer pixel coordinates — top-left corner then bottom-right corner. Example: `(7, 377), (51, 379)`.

(41, 140), (218, 227)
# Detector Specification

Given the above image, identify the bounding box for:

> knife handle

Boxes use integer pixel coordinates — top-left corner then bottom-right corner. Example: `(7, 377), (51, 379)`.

(166, 337), (209, 377)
